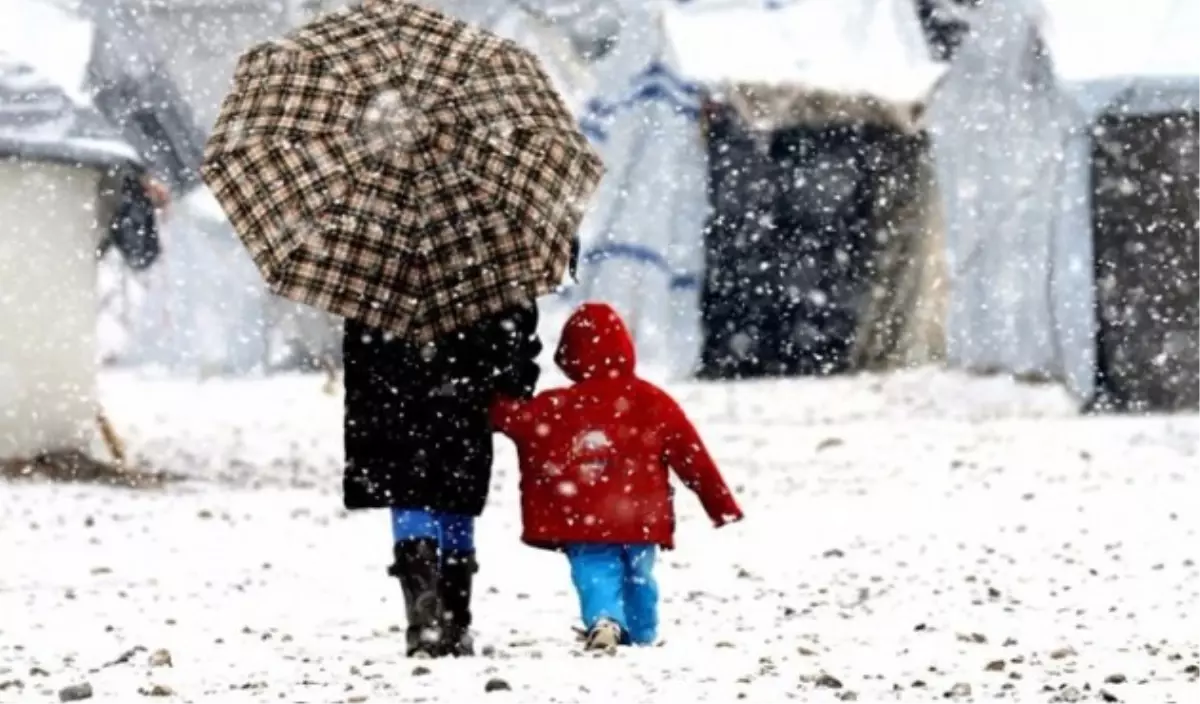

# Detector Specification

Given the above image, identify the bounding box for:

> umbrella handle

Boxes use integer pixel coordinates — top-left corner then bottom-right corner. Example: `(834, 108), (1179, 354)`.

(569, 236), (580, 283)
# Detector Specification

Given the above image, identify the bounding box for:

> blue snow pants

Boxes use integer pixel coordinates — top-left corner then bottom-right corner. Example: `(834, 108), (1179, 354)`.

(565, 543), (659, 645)
(390, 508), (475, 554)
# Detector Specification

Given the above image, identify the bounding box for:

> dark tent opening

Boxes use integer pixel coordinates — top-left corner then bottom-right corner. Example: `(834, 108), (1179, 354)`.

(1089, 111), (1199, 412)
(697, 88), (941, 381)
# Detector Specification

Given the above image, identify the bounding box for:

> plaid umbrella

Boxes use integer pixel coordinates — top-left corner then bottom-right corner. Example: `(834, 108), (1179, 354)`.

(201, 0), (604, 341)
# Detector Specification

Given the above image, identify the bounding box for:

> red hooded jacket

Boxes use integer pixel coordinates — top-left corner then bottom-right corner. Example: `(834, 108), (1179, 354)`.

(491, 303), (744, 550)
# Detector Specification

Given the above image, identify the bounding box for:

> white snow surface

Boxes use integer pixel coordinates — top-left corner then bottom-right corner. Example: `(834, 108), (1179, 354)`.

(2, 368), (1198, 702)
(1039, 0), (1198, 83)
(663, 0), (945, 104)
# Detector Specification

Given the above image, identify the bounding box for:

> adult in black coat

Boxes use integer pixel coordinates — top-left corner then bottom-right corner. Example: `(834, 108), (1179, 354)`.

(343, 304), (542, 658)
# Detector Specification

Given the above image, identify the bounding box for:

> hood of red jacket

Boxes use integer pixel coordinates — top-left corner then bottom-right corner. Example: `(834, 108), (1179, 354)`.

(554, 302), (636, 381)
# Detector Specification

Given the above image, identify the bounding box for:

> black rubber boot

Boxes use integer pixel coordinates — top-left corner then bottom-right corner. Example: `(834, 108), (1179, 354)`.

(439, 551), (477, 656)
(387, 538), (444, 658)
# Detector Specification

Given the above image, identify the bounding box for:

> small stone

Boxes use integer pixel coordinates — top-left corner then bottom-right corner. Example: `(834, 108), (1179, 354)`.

(1183, 664), (1200, 676)
(59, 683), (94, 702)
(716, 641), (735, 649)
(814, 673), (843, 689)
(816, 437), (844, 451)
(914, 623), (928, 632)
(1098, 690), (1120, 703)
(484, 677), (511, 692)
(480, 645), (497, 657)
(29, 667), (49, 677)
(797, 646), (818, 657)
(1003, 637), (1018, 647)
(412, 666), (431, 677)
(346, 697), (367, 704)
(138, 684), (175, 697)
(1103, 673), (1126, 684)
(836, 691), (858, 701)
(822, 549), (845, 559)
(147, 650), (172, 668)
(911, 680), (927, 688)
(985, 660), (1006, 672)
(946, 682), (972, 698)
(1056, 685), (1082, 703)
(0, 680), (24, 691)
(1049, 646), (1078, 660)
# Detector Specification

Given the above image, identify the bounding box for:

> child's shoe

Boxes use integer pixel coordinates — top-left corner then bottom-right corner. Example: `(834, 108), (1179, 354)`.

(584, 618), (622, 651)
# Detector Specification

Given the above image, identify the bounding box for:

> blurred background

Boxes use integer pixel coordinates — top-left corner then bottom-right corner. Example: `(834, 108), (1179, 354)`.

(0, 0), (1196, 467)
(0, 6), (1197, 698)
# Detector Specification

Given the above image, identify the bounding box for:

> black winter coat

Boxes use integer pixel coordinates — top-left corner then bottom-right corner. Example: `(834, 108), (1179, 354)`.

(342, 305), (542, 514)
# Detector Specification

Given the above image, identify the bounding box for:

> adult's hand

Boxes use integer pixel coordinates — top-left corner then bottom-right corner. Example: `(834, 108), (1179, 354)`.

(140, 175), (172, 219)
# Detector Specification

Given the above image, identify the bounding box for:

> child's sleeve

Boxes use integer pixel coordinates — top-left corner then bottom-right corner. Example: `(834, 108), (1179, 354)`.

(655, 386), (744, 527)
(489, 396), (529, 440)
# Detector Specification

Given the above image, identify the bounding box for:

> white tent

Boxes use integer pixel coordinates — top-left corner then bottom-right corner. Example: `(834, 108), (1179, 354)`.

(0, 0), (139, 460)
(562, 0), (709, 377)
(927, 0), (1199, 403)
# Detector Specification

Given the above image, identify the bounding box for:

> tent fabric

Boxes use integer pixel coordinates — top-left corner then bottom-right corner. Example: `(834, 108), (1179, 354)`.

(851, 133), (947, 371)
(1090, 112), (1199, 412)
(664, 0), (946, 378)
(927, 1), (1083, 387)
(700, 102), (914, 378)
(927, 0), (1199, 406)
(662, 0), (945, 107)
(567, 0), (709, 377)
(699, 115), (946, 378)
(85, 2), (208, 194)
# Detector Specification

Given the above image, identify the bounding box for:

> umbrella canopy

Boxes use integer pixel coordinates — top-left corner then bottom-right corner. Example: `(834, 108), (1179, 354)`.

(202, 0), (604, 342)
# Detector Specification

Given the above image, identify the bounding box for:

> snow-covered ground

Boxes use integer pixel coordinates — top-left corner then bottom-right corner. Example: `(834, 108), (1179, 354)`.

(2, 368), (1198, 703)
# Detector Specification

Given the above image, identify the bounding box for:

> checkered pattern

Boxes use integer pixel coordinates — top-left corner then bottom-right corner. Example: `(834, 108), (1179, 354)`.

(201, 1), (604, 341)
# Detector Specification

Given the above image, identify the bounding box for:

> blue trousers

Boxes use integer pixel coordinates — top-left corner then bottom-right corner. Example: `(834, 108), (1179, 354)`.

(390, 508), (475, 554)
(565, 543), (659, 645)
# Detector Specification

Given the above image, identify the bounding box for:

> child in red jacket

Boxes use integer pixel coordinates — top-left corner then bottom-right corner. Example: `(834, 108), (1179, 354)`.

(492, 302), (744, 649)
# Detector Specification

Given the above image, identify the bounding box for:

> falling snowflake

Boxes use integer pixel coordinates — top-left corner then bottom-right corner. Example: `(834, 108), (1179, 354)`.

(573, 429), (612, 454)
